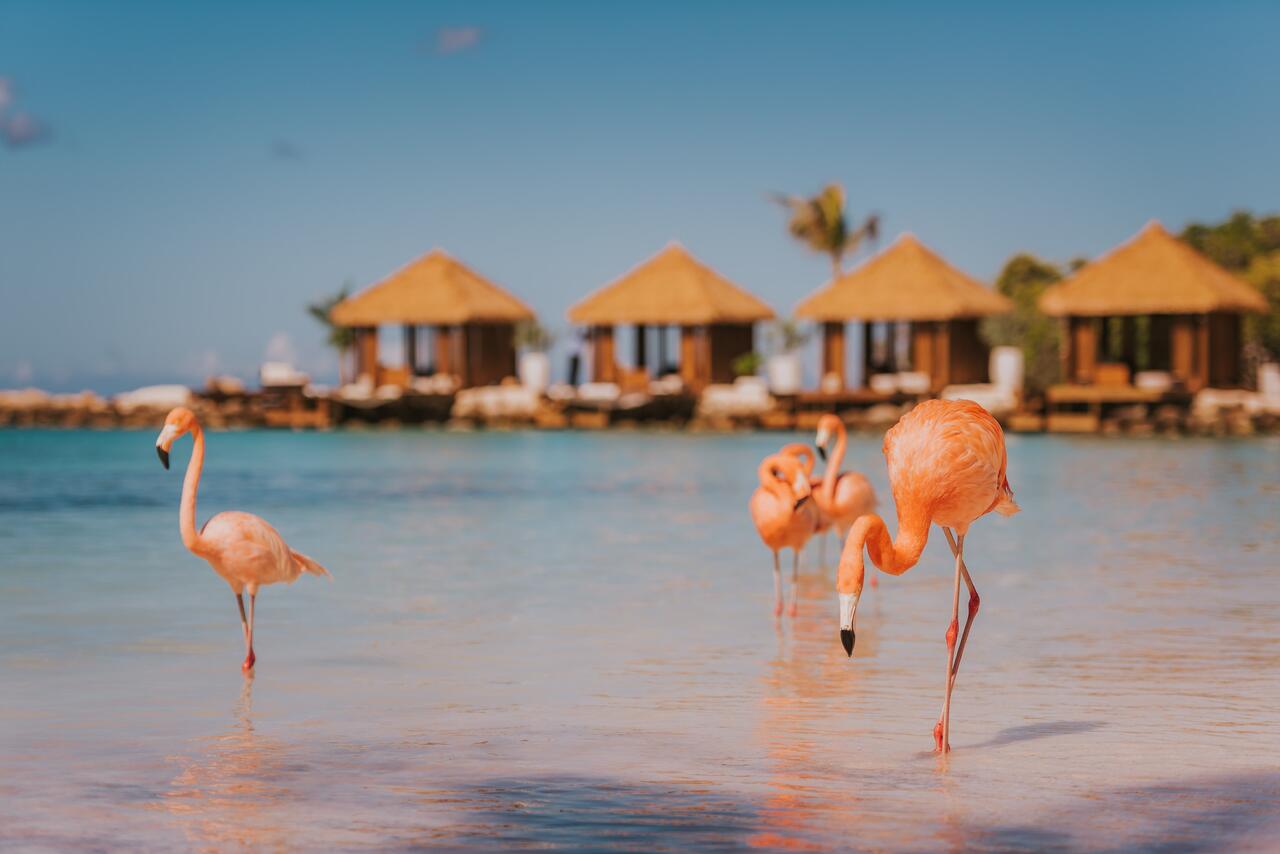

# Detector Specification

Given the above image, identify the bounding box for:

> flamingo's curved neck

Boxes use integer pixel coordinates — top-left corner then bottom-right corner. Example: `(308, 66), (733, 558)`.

(180, 425), (206, 554)
(821, 422), (847, 505)
(836, 506), (930, 596)
(757, 459), (788, 502)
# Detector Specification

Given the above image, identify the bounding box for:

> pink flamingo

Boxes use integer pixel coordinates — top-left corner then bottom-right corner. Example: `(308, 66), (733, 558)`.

(155, 407), (330, 671)
(835, 399), (1018, 752)
(812, 413), (878, 542)
(780, 442), (830, 531)
(749, 452), (819, 617)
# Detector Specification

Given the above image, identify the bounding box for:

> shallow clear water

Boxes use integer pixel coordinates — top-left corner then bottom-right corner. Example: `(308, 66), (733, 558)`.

(1, 428), (1278, 852)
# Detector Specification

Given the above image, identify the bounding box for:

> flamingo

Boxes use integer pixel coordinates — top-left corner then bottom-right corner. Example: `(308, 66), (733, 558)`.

(155, 407), (330, 671)
(749, 452), (819, 617)
(812, 413), (878, 544)
(835, 399), (1018, 752)
(780, 441), (830, 530)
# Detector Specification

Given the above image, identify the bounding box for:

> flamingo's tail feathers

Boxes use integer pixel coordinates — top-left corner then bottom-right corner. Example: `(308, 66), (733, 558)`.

(993, 478), (1020, 517)
(292, 550), (331, 578)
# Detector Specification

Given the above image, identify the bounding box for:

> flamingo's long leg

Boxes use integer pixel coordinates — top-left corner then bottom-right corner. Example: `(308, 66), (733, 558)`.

(772, 551), (783, 618)
(243, 592), (257, 671)
(942, 527), (980, 685)
(236, 593), (248, 643)
(789, 548), (800, 617)
(936, 531), (964, 753)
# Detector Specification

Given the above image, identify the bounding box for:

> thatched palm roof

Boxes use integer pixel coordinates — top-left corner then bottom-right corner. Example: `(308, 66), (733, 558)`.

(568, 243), (775, 325)
(331, 250), (534, 326)
(794, 234), (1011, 322)
(1039, 222), (1267, 317)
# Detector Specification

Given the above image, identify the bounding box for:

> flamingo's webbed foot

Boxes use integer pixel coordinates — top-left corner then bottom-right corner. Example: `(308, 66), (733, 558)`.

(242, 650), (256, 672)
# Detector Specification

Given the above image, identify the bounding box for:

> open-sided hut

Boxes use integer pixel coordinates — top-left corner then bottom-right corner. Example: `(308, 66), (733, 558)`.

(794, 234), (1012, 392)
(567, 243), (775, 391)
(331, 250), (535, 389)
(1039, 222), (1267, 391)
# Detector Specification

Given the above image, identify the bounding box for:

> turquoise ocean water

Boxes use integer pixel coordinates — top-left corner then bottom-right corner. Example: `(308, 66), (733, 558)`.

(2, 429), (1278, 851)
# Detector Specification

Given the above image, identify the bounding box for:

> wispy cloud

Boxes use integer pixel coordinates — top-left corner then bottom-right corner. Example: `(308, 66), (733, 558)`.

(2, 112), (52, 149)
(431, 26), (483, 56)
(0, 76), (53, 151)
(270, 139), (304, 161)
(264, 331), (297, 365)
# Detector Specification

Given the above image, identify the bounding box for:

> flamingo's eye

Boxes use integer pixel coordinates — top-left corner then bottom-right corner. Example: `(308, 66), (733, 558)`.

(771, 468), (784, 480)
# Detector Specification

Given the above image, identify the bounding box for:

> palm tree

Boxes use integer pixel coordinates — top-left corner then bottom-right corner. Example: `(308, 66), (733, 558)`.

(772, 183), (879, 280)
(307, 284), (356, 384)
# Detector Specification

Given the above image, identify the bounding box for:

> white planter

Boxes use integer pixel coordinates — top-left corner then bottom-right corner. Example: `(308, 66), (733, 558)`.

(990, 346), (1024, 394)
(766, 352), (803, 395)
(518, 351), (551, 393)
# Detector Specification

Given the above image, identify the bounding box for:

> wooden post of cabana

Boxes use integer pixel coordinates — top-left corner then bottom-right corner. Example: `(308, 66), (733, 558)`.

(567, 243), (775, 393)
(1040, 222), (1267, 394)
(794, 234), (1012, 396)
(330, 249), (535, 390)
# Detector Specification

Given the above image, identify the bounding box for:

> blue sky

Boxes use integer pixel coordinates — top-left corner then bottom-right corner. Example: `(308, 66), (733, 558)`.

(2, 0), (1278, 392)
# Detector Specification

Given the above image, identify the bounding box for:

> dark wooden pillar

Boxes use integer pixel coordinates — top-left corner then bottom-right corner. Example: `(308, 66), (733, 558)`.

(404, 325), (417, 375)
(862, 321), (875, 387)
(355, 326), (378, 382)
(657, 325), (668, 375)
(435, 325), (454, 378)
(822, 322), (846, 390)
(1208, 313), (1242, 388)
(592, 325), (617, 383)
(884, 321), (899, 372)
(912, 322), (937, 390)
(936, 321), (952, 388)
(1194, 314), (1210, 391)
(1149, 315), (1172, 370)
(680, 325), (703, 390)
(634, 323), (648, 372)
(1070, 317), (1097, 384)
(1170, 314), (1195, 388)
(1122, 317), (1137, 373)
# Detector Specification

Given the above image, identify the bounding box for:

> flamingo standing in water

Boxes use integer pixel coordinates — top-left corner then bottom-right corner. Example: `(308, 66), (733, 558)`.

(749, 452), (819, 617)
(812, 413), (878, 547)
(835, 399), (1018, 752)
(155, 407), (330, 671)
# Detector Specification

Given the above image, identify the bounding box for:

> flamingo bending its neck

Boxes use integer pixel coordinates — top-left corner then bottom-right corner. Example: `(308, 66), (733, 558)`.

(155, 407), (330, 672)
(749, 452), (819, 617)
(812, 415), (878, 569)
(836, 399), (1018, 752)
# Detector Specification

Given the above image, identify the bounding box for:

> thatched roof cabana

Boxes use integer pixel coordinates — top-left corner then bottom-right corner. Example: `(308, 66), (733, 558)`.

(1039, 222), (1266, 317)
(567, 243), (775, 391)
(794, 234), (1012, 391)
(332, 250), (534, 389)
(1039, 222), (1266, 390)
(796, 234), (1012, 322)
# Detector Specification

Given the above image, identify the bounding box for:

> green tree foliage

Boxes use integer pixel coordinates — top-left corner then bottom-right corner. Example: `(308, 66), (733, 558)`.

(1245, 252), (1280, 359)
(307, 284), (356, 382)
(980, 254), (1064, 395)
(1181, 211), (1280, 360)
(771, 184), (879, 279)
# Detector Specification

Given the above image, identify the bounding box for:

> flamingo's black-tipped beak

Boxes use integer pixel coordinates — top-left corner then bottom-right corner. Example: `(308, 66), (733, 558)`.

(840, 628), (855, 657)
(793, 495), (810, 512)
(157, 446), (170, 469)
(816, 444), (827, 462)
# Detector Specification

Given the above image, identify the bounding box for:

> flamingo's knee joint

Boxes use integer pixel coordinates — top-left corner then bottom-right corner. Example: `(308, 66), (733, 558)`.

(968, 593), (980, 618)
(945, 620), (958, 648)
